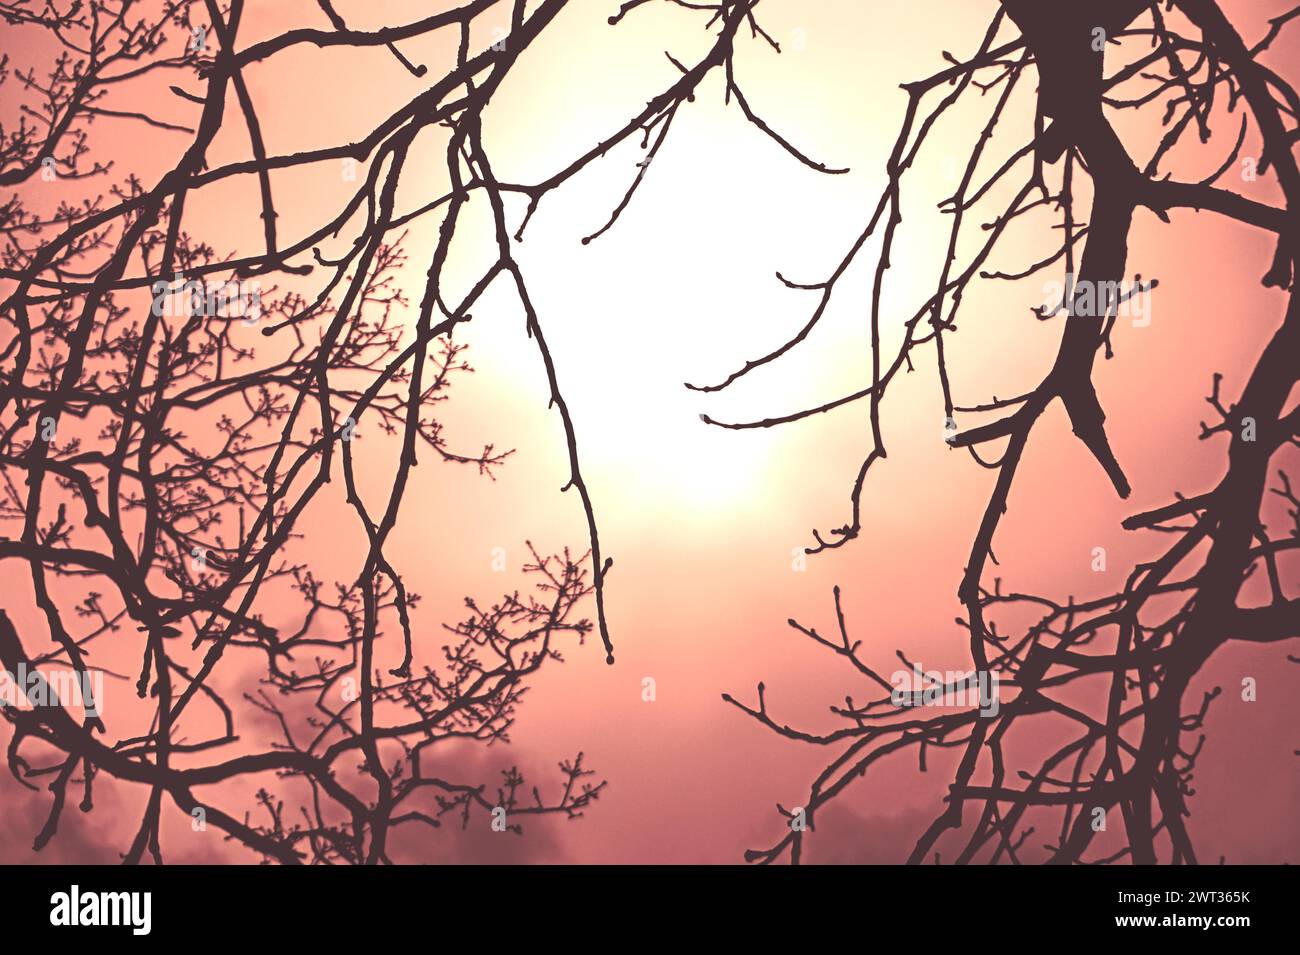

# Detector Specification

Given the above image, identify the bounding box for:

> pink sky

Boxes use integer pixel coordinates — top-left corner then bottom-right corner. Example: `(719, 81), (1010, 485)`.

(1, 0), (1296, 864)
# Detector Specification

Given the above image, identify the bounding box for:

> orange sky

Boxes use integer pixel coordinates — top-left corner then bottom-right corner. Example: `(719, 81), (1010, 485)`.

(1, 0), (1297, 863)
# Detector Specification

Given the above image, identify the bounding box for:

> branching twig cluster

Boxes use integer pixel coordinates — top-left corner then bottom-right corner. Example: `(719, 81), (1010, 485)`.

(724, 0), (1300, 864)
(0, 0), (826, 863)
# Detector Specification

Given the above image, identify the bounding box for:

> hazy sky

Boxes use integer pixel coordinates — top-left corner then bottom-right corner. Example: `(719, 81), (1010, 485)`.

(1, 0), (1296, 864)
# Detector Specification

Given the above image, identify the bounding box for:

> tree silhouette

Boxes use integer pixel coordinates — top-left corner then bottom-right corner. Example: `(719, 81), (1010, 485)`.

(2, 0), (1295, 866)
(0, 0), (884, 865)
(720, 0), (1300, 864)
